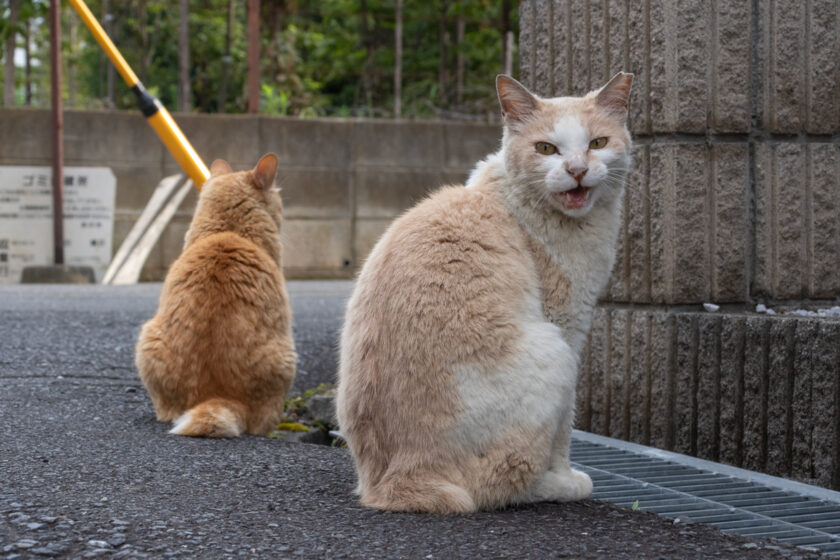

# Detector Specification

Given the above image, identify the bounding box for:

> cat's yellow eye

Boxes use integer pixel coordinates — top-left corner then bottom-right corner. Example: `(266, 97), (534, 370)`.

(589, 137), (608, 150)
(535, 142), (558, 155)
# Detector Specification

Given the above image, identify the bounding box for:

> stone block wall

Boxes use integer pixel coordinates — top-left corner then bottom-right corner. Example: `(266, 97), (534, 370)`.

(520, 0), (840, 488)
(0, 109), (500, 279)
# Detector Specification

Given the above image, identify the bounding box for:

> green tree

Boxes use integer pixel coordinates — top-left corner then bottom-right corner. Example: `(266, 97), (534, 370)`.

(1, 0), (518, 118)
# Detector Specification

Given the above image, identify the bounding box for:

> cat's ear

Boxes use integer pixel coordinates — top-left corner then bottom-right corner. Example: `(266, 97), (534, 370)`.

(210, 159), (233, 176)
(496, 75), (539, 125)
(252, 153), (279, 190)
(595, 72), (633, 120)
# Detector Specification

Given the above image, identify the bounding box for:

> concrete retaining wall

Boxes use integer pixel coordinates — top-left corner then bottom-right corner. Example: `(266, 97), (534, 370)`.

(520, 0), (840, 488)
(579, 308), (840, 490)
(0, 109), (500, 279)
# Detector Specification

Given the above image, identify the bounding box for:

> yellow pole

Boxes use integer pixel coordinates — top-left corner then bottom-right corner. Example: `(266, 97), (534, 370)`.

(67, 0), (210, 188)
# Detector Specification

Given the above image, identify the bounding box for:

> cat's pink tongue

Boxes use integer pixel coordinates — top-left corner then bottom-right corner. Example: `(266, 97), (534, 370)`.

(564, 187), (590, 209)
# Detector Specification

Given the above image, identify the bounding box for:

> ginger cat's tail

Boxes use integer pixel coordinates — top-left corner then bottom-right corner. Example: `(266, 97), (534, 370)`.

(170, 398), (248, 438)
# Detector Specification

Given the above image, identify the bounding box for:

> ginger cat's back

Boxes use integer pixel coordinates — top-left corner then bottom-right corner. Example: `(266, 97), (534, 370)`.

(136, 154), (296, 437)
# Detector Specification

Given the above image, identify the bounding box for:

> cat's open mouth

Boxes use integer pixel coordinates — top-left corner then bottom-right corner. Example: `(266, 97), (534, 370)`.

(553, 186), (591, 210)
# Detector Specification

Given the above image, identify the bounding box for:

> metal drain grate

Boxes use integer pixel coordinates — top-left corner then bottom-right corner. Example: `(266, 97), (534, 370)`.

(571, 430), (840, 555)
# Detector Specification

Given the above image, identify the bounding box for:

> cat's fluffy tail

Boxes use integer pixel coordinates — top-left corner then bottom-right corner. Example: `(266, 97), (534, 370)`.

(170, 398), (247, 438)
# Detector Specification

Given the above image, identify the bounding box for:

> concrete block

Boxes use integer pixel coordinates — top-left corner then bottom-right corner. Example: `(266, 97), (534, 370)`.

(711, 144), (749, 302)
(766, 318), (795, 477)
(792, 320), (817, 483)
(277, 169), (351, 219)
(64, 110), (164, 165)
(282, 218), (352, 277)
(587, 307), (610, 435)
(806, 0), (840, 133)
(158, 216), (192, 273)
(161, 159), (248, 183)
(441, 123), (500, 170)
(550, 0), (571, 96)
(261, 118), (352, 169)
(628, 311), (650, 445)
(112, 216), (136, 261)
(674, 314), (697, 455)
(578, 306), (840, 487)
(354, 168), (445, 219)
(608, 310), (630, 440)
(648, 312), (674, 450)
(757, 1), (806, 133)
(138, 181), (199, 216)
(696, 315), (721, 462)
(605, 145), (648, 303)
(134, 213), (170, 283)
(587, 0), (608, 89)
(718, 317), (745, 467)
(178, 187), (199, 215)
(136, 214), (192, 282)
(606, 0), (629, 83)
(648, 0), (677, 132)
(648, 144), (710, 303)
(532, 0), (553, 97)
(111, 164), (171, 214)
(754, 143), (808, 299)
(171, 114), (260, 168)
(351, 122), (444, 168)
(353, 218), (394, 267)
(672, 145), (710, 302)
(518, 0), (535, 90)
(812, 322), (840, 489)
(742, 316), (768, 472)
(606, 185), (628, 302)
(627, 145), (650, 302)
(774, 144), (808, 298)
(577, 331), (593, 432)
(569, 0), (591, 94)
(809, 144), (840, 297)
(626, 2), (650, 134)
(20, 265), (95, 284)
(0, 109), (51, 160)
(675, 0), (710, 132)
(712, 0), (751, 132)
(648, 144), (675, 303)
(753, 143), (773, 297)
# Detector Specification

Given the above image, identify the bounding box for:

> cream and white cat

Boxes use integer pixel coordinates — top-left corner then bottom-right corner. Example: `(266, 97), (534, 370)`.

(336, 73), (633, 513)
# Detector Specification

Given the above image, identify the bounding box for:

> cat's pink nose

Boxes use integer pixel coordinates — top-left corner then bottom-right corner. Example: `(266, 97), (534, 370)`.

(566, 165), (588, 183)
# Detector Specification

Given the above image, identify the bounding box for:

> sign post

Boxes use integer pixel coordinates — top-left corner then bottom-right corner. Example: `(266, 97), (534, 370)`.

(50, 0), (64, 265)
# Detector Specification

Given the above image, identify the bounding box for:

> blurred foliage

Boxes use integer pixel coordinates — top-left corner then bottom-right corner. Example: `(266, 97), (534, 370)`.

(0, 0), (518, 120)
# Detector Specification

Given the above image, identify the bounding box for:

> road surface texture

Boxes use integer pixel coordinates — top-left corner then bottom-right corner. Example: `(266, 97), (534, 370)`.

(0, 283), (822, 559)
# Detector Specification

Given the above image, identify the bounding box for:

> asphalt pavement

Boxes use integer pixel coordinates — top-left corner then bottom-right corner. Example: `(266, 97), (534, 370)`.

(0, 282), (821, 559)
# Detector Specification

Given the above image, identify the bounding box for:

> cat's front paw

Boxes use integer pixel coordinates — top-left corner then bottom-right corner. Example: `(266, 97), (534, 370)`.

(563, 468), (593, 501)
(528, 468), (593, 503)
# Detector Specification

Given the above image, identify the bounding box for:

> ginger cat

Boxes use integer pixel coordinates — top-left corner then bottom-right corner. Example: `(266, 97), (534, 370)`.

(136, 154), (296, 437)
(336, 73), (633, 513)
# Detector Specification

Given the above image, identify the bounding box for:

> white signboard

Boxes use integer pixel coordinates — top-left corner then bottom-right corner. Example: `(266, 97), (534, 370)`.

(0, 166), (116, 284)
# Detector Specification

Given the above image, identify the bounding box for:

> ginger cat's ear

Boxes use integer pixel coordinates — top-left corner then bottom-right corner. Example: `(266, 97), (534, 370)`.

(210, 159), (233, 176)
(496, 75), (539, 125)
(595, 72), (633, 120)
(252, 153), (279, 190)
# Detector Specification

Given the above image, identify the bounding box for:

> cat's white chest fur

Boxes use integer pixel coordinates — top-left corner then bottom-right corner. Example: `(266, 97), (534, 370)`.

(526, 200), (622, 353)
(469, 152), (624, 354)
